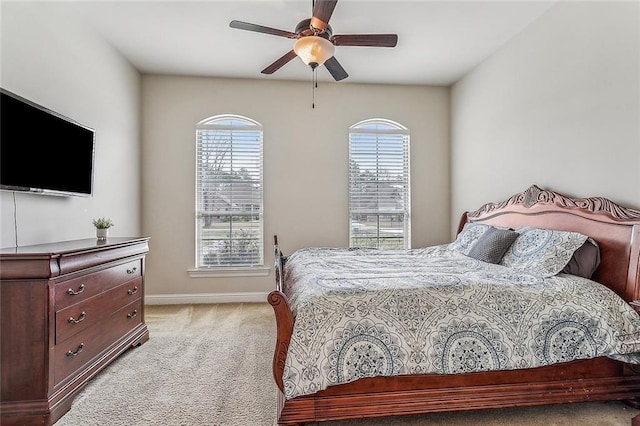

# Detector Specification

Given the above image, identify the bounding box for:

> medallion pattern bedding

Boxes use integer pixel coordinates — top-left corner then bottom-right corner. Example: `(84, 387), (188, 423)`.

(281, 243), (640, 399)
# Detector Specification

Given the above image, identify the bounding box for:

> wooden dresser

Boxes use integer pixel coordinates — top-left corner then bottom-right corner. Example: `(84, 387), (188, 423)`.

(0, 237), (150, 425)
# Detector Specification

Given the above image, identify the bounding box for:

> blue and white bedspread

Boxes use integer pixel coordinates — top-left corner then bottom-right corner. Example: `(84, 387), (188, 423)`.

(281, 245), (640, 399)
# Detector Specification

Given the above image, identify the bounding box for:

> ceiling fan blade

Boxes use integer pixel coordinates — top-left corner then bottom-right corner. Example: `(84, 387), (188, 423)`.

(331, 34), (398, 47)
(261, 50), (298, 74)
(230, 20), (297, 39)
(324, 56), (348, 81)
(311, 0), (338, 32)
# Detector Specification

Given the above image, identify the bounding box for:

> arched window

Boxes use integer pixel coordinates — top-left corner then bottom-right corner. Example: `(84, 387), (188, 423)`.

(195, 115), (263, 267)
(349, 119), (410, 249)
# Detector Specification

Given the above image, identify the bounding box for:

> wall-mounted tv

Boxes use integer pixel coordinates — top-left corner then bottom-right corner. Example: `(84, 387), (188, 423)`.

(1, 88), (95, 197)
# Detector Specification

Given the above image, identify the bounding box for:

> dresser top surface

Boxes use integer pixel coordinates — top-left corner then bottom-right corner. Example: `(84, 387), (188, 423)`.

(0, 237), (149, 257)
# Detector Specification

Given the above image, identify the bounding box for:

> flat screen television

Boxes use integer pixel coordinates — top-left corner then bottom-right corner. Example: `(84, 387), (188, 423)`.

(1, 88), (95, 197)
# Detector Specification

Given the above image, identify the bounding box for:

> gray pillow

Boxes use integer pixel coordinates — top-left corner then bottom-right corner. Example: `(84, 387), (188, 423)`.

(467, 227), (519, 264)
(561, 238), (601, 279)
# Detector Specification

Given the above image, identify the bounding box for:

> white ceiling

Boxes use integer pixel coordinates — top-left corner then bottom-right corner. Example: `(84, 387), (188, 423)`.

(65, 0), (555, 86)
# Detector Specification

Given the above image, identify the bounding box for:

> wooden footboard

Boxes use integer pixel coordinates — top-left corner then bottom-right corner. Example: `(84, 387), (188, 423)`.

(268, 236), (292, 394)
(275, 360), (640, 425)
(268, 186), (640, 425)
(267, 290), (292, 394)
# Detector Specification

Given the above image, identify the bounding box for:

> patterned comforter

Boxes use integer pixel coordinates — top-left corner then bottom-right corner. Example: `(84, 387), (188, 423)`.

(281, 244), (640, 399)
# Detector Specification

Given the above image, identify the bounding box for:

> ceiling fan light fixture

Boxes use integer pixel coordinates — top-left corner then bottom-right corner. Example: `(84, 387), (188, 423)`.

(293, 36), (335, 68)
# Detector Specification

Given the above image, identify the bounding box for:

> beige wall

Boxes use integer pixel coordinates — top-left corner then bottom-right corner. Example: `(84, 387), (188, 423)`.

(451, 1), (640, 227)
(6, 1), (636, 301)
(141, 76), (450, 298)
(0, 3), (142, 247)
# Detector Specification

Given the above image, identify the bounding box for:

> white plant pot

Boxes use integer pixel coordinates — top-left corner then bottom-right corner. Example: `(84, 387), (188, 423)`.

(96, 228), (109, 241)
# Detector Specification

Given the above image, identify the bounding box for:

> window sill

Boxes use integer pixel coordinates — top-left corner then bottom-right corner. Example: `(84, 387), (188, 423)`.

(187, 266), (271, 278)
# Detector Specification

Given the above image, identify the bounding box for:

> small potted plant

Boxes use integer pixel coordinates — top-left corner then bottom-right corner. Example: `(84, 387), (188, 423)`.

(93, 217), (114, 241)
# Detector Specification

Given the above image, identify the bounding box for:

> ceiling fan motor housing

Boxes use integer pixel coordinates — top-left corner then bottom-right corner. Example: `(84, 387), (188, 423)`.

(295, 18), (333, 39)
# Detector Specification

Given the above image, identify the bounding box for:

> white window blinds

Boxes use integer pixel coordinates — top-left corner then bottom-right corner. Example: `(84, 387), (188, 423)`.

(349, 119), (410, 249)
(196, 115), (263, 267)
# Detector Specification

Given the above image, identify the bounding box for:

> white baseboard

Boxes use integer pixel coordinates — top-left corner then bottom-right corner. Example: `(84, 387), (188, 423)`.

(145, 292), (270, 305)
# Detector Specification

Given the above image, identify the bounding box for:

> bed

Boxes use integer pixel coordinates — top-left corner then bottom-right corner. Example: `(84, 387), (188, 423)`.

(268, 185), (640, 425)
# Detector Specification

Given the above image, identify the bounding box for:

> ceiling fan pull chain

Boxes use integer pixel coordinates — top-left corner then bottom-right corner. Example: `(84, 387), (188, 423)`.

(312, 69), (316, 109)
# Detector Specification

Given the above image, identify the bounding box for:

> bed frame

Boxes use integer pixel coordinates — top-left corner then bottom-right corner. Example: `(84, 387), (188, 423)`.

(268, 185), (640, 425)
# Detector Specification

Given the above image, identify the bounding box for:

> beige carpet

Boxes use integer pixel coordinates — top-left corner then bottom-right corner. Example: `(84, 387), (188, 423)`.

(55, 303), (639, 426)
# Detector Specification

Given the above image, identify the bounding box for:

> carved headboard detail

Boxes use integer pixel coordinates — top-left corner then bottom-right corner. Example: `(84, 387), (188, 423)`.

(467, 185), (640, 221)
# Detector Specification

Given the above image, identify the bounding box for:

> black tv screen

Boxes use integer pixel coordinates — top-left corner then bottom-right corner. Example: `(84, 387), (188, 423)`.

(1, 89), (95, 197)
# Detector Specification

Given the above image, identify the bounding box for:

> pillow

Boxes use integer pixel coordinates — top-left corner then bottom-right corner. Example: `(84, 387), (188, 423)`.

(500, 227), (588, 277)
(561, 238), (601, 279)
(466, 227), (519, 264)
(452, 223), (492, 255)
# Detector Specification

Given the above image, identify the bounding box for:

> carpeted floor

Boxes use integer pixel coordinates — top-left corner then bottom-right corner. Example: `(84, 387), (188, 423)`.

(55, 303), (639, 425)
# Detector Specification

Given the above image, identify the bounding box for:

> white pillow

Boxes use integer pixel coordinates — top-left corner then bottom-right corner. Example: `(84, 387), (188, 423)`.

(452, 223), (492, 255)
(500, 227), (588, 277)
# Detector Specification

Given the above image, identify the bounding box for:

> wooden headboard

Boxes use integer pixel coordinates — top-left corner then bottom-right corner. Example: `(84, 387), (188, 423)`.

(457, 185), (640, 303)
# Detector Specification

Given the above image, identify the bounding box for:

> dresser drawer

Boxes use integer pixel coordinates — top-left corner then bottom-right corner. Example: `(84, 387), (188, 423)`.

(54, 259), (142, 309)
(54, 299), (142, 386)
(55, 277), (142, 344)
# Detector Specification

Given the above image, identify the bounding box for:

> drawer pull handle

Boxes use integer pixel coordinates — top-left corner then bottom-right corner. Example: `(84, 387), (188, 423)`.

(126, 266), (138, 274)
(127, 286), (138, 295)
(68, 312), (86, 324)
(66, 343), (84, 357)
(67, 284), (85, 295)
(127, 310), (138, 319)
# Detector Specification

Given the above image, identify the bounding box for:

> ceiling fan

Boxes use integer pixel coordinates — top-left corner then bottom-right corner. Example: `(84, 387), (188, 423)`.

(229, 0), (398, 82)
